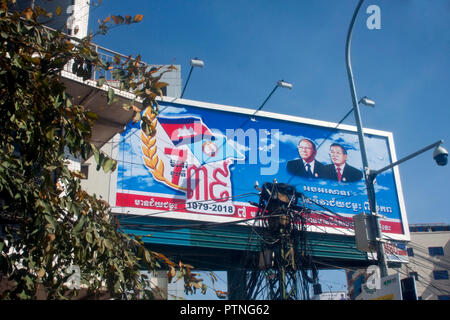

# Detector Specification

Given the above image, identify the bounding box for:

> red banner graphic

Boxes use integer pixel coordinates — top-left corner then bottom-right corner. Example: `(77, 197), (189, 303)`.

(116, 192), (403, 234)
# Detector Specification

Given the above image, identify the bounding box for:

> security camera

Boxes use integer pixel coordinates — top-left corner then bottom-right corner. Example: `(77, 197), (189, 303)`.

(433, 145), (448, 166)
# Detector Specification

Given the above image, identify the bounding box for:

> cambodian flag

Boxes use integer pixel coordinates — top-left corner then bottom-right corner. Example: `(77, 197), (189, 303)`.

(157, 115), (244, 165)
(157, 116), (212, 146)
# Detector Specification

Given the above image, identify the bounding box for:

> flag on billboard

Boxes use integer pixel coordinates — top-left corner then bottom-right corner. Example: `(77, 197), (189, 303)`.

(157, 116), (212, 146)
(188, 134), (245, 165)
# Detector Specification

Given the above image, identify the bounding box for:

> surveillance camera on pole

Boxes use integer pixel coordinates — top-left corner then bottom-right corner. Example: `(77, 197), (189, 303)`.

(433, 145), (448, 166)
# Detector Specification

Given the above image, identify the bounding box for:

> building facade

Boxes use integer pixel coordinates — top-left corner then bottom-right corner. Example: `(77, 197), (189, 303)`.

(399, 224), (450, 300)
(347, 223), (450, 300)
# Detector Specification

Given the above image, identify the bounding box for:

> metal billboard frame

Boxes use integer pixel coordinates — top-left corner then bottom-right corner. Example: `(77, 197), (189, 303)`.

(108, 97), (410, 242)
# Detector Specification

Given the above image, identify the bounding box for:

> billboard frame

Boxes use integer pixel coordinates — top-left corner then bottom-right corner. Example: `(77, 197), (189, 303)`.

(108, 97), (410, 242)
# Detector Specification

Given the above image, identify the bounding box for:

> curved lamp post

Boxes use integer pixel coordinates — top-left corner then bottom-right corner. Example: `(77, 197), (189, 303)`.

(346, 0), (447, 278)
(345, 0), (389, 277)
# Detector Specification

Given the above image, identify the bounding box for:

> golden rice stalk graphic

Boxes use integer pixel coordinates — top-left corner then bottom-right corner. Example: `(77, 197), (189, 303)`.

(140, 107), (186, 191)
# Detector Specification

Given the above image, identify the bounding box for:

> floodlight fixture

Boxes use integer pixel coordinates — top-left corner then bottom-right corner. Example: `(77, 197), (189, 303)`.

(247, 80), (293, 124)
(277, 80), (293, 89)
(181, 57), (205, 98)
(359, 96), (375, 107)
(190, 58), (205, 68)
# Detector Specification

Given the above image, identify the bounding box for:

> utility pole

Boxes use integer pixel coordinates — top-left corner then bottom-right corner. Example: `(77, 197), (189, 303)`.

(345, 0), (448, 278)
(345, 0), (388, 277)
(244, 181), (313, 300)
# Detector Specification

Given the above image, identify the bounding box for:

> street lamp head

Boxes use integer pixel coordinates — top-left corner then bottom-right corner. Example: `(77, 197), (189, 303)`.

(277, 80), (293, 89)
(190, 58), (204, 68)
(359, 96), (375, 107)
(433, 144), (448, 166)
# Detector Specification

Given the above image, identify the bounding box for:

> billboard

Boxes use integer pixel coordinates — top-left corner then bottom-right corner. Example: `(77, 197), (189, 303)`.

(109, 98), (409, 240)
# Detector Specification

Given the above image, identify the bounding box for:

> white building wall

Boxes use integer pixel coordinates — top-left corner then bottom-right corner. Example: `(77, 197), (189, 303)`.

(80, 134), (119, 203)
(398, 229), (450, 300)
(70, 0), (91, 39)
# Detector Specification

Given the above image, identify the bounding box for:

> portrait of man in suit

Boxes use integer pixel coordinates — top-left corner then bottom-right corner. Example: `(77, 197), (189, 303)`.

(323, 143), (363, 183)
(286, 138), (325, 179)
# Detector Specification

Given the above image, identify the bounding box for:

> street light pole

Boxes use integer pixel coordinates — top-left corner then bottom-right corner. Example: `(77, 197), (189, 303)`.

(345, 0), (389, 277)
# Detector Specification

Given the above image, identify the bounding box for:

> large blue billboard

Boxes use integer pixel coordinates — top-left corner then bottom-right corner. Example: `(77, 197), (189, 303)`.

(110, 99), (408, 240)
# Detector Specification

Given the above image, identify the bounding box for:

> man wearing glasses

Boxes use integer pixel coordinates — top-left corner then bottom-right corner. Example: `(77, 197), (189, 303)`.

(286, 138), (325, 179)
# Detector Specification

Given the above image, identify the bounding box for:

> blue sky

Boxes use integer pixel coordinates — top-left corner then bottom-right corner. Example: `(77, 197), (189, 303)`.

(87, 0), (449, 299)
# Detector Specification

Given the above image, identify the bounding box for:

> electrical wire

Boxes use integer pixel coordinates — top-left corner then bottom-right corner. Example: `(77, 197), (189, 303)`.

(407, 251), (450, 272)
(390, 255), (450, 296)
(407, 241), (450, 265)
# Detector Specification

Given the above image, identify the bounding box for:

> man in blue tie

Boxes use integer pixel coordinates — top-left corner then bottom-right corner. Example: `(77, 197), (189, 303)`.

(286, 138), (325, 179)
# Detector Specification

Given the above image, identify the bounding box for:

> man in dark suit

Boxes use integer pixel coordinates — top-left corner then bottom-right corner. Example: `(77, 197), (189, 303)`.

(286, 138), (325, 179)
(323, 143), (362, 183)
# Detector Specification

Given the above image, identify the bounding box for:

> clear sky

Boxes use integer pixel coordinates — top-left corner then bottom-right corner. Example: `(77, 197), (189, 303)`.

(87, 0), (450, 299)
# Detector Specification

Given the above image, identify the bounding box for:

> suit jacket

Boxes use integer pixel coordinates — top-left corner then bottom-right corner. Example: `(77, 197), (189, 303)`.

(322, 163), (363, 183)
(286, 159), (326, 179)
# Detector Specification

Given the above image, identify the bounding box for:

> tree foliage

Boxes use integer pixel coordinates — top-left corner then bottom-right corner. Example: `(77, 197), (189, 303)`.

(0, 1), (205, 299)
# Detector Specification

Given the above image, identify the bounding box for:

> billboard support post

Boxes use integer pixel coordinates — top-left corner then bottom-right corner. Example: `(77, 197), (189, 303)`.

(345, 0), (389, 277)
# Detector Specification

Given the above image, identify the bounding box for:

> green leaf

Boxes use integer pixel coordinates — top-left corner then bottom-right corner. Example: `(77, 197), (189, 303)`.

(81, 141), (92, 160)
(73, 215), (86, 233)
(46, 127), (55, 140)
(102, 158), (116, 173)
(93, 146), (100, 164)
(24, 276), (34, 290)
(86, 111), (98, 120)
(104, 239), (112, 250)
(86, 232), (92, 244)
(117, 268), (125, 282)
(66, 97), (72, 108)
(114, 280), (121, 292)
(18, 290), (30, 299)
(96, 77), (106, 87)
(107, 88), (115, 104)
(44, 215), (57, 229)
